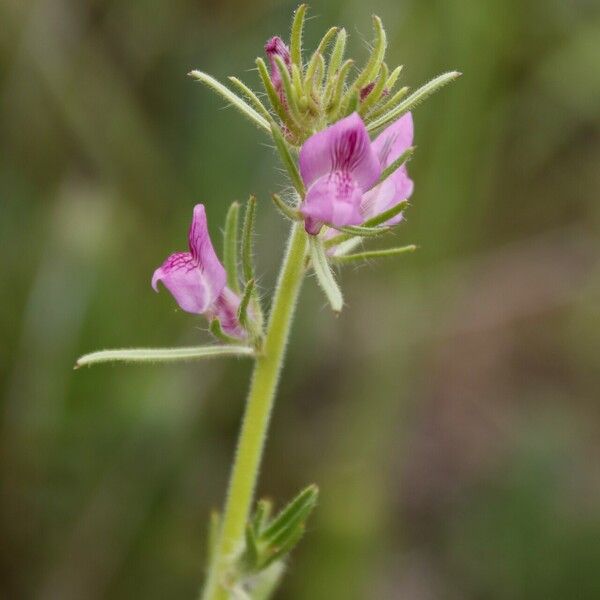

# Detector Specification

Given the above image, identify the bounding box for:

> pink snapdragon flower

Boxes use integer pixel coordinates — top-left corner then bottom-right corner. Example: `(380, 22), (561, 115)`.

(152, 204), (245, 338)
(299, 112), (414, 234)
(265, 36), (292, 101)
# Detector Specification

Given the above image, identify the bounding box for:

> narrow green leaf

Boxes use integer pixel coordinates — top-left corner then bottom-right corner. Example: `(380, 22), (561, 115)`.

(352, 16), (387, 92)
(263, 484), (319, 542)
(373, 148), (414, 188)
(326, 59), (354, 114)
(385, 65), (403, 91)
(272, 193), (302, 221)
(332, 245), (417, 264)
(209, 319), (244, 345)
(241, 195), (257, 283)
(362, 200), (409, 228)
(188, 71), (270, 132)
(335, 223), (391, 237)
(315, 26), (338, 58)
(273, 55), (302, 122)
(367, 71), (461, 133)
(309, 238), (343, 313)
(260, 524), (306, 569)
(223, 201), (240, 293)
(365, 85), (409, 121)
(359, 62), (389, 116)
(256, 58), (300, 135)
(327, 27), (347, 79)
(75, 345), (254, 368)
(237, 279), (255, 330)
(270, 121), (306, 197)
(228, 76), (271, 121)
(290, 4), (308, 68)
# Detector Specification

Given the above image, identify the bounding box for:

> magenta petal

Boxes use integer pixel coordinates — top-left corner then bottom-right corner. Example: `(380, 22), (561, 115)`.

(152, 252), (215, 314)
(265, 36), (291, 94)
(372, 112), (414, 168)
(152, 204), (226, 315)
(187, 204), (227, 297)
(299, 113), (381, 191)
(208, 287), (245, 339)
(301, 172), (364, 229)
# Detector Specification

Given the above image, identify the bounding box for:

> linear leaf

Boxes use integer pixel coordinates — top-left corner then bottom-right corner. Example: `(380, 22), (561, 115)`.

(309, 237), (343, 313)
(188, 71), (270, 132)
(270, 122), (306, 197)
(227, 76), (271, 121)
(263, 484), (319, 542)
(75, 345), (254, 368)
(290, 4), (308, 68)
(237, 278), (255, 330)
(241, 195), (257, 283)
(367, 71), (461, 133)
(223, 201), (240, 293)
(332, 245), (417, 264)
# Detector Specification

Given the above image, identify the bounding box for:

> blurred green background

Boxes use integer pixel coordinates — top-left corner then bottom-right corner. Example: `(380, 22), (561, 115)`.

(1, 0), (599, 598)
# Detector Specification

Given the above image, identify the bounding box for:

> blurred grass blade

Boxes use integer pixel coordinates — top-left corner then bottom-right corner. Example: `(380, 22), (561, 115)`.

(188, 71), (270, 132)
(75, 345), (254, 368)
(223, 201), (241, 293)
(309, 237), (343, 313)
(332, 245), (417, 264)
(367, 71), (461, 133)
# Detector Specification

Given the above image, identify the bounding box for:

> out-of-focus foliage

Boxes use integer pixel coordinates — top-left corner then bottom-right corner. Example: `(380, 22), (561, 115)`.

(1, 0), (598, 598)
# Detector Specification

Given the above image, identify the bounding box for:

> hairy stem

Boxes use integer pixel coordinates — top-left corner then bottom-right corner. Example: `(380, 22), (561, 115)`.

(202, 223), (308, 599)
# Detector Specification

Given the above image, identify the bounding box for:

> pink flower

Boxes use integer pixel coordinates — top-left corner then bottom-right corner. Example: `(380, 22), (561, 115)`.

(152, 204), (245, 338)
(298, 112), (414, 234)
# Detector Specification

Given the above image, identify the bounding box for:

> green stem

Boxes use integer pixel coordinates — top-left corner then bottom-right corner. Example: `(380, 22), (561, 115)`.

(202, 223), (308, 599)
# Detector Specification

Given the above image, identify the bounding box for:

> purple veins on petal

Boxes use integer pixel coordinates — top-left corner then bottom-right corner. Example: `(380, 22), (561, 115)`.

(151, 204), (227, 316)
(298, 113), (381, 233)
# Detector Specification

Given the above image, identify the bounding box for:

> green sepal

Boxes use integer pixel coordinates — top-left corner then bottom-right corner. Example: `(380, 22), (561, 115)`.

(385, 65), (404, 92)
(272, 193), (302, 222)
(367, 71), (461, 133)
(326, 59), (354, 115)
(326, 27), (347, 83)
(223, 201), (241, 294)
(270, 121), (306, 197)
(256, 58), (301, 137)
(315, 26), (338, 58)
(309, 237), (343, 313)
(241, 195), (257, 283)
(290, 4), (308, 68)
(331, 245), (417, 264)
(209, 319), (245, 345)
(352, 15), (387, 91)
(334, 223), (391, 237)
(273, 55), (302, 122)
(365, 85), (409, 121)
(359, 62), (389, 116)
(362, 200), (409, 227)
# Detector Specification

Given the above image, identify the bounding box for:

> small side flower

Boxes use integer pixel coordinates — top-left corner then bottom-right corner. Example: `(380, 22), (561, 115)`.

(152, 204), (248, 340)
